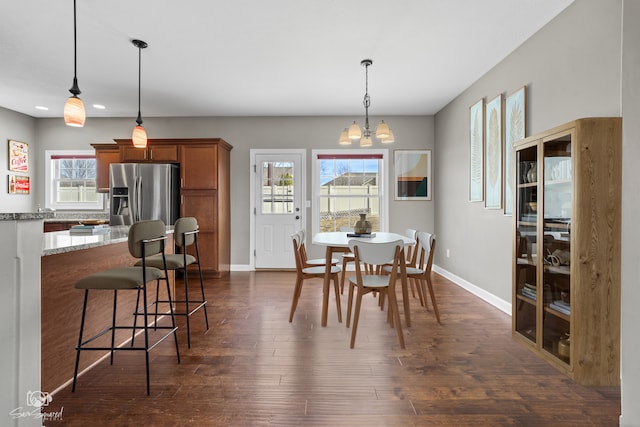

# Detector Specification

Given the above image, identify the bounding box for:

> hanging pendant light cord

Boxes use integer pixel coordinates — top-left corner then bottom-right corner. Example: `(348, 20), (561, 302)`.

(69, 0), (81, 96)
(136, 43), (143, 126)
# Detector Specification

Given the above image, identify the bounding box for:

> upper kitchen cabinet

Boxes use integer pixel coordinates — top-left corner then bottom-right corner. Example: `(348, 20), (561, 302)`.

(114, 139), (179, 163)
(91, 143), (120, 193)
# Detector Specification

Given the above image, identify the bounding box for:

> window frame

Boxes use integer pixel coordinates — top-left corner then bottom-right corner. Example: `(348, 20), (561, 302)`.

(45, 150), (104, 211)
(311, 148), (389, 235)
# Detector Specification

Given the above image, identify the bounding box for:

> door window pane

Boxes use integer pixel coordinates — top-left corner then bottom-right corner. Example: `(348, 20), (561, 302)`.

(261, 161), (294, 214)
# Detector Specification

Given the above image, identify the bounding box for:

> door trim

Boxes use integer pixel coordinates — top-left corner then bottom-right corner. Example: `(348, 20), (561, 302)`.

(249, 149), (306, 270)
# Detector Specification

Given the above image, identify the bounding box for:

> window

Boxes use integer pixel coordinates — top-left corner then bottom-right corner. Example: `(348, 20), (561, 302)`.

(312, 149), (389, 234)
(45, 150), (104, 210)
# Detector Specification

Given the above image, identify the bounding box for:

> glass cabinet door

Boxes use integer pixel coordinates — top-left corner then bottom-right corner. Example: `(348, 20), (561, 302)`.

(541, 134), (572, 363)
(514, 145), (538, 344)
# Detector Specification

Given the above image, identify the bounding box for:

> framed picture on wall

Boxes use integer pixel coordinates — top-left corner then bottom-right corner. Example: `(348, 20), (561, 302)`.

(8, 139), (29, 173)
(484, 94), (502, 209)
(469, 98), (484, 202)
(394, 150), (432, 201)
(503, 86), (526, 216)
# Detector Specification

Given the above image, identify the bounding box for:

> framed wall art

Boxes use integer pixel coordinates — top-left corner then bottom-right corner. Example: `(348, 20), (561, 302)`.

(469, 98), (484, 202)
(484, 94), (502, 209)
(8, 139), (29, 173)
(503, 86), (526, 216)
(8, 175), (30, 194)
(394, 149), (432, 201)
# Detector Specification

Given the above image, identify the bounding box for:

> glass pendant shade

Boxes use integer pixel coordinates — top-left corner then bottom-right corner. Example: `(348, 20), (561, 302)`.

(360, 135), (373, 147)
(375, 120), (390, 139)
(339, 129), (351, 145)
(348, 121), (362, 140)
(64, 96), (86, 127)
(381, 129), (395, 144)
(132, 125), (147, 148)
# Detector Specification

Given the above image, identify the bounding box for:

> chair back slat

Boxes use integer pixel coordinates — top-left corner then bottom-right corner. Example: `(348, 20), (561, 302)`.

(415, 231), (436, 273)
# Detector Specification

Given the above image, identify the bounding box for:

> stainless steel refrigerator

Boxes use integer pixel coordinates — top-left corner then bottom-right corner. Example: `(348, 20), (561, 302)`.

(109, 163), (180, 226)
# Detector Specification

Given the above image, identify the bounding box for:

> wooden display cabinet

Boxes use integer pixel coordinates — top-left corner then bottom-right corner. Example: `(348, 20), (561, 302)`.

(512, 117), (621, 386)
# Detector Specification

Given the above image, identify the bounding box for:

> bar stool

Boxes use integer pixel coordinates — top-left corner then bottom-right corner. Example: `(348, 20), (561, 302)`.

(136, 217), (209, 348)
(72, 220), (180, 395)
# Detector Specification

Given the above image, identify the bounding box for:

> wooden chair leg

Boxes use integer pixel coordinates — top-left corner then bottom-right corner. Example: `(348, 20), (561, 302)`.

(340, 257), (349, 294)
(424, 276), (441, 324)
(387, 287), (406, 349)
(346, 282), (355, 328)
(288, 276), (303, 322)
(332, 273), (342, 323)
(350, 290), (364, 349)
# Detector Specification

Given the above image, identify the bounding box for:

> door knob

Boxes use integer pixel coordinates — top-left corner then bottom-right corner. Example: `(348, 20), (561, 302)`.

(295, 216), (300, 220)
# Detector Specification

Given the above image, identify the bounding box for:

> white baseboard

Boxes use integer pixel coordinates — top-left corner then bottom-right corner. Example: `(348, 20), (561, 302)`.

(231, 264), (253, 271)
(432, 265), (512, 315)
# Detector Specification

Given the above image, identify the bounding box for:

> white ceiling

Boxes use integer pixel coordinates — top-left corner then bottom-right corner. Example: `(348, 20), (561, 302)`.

(0, 0), (573, 119)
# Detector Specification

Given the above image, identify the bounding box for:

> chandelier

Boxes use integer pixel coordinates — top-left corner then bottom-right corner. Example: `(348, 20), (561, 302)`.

(339, 59), (394, 146)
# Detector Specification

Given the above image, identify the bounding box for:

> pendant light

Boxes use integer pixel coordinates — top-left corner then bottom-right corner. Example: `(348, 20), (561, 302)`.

(132, 39), (148, 148)
(339, 59), (393, 146)
(63, 0), (85, 127)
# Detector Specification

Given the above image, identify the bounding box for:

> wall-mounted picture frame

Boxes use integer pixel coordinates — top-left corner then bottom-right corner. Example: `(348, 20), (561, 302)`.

(8, 139), (29, 173)
(394, 149), (432, 201)
(484, 94), (502, 209)
(8, 174), (30, 194)
(503, 86), (526, 216)
(469, 98), (484, 202)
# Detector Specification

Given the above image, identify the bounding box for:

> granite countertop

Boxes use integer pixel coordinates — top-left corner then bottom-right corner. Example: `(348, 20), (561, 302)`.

(0, 212), (55, 221)
(42, 225), (174, 256)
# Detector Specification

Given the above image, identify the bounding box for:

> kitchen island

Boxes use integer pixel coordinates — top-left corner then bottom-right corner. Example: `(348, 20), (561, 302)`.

(41, 225), (174, 394)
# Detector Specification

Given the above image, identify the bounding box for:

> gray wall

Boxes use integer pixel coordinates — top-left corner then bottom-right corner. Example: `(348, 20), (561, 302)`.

(0, 107), (37, 212)
(31, 115), (434, 264)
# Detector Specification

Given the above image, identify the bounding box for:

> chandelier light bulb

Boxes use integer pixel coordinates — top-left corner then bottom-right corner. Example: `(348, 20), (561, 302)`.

(360, 135), (373, 147)
(375, 120), (390, 139)
(339, 129), (351, 145)
(348, 121), (362, 140)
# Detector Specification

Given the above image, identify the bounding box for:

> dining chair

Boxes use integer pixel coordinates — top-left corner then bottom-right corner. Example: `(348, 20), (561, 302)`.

(289, 232), (342, 323)
(72, 220), (180, 395)
(383, 231), (440, 323)
(297, 229), (338, 267)
(346, 239), (405, 349)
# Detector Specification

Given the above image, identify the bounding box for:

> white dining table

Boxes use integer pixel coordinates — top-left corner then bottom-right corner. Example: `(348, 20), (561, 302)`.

(312, 231), (416, 327)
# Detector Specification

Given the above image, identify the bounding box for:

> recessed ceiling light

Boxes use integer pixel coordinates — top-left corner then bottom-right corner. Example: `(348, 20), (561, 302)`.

(35, 105), (49, 111)
(92, 104), (106, 110)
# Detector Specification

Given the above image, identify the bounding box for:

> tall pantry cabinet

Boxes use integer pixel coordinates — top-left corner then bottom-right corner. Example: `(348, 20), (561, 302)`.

(97, 138), (232, 277)
(512, 118), (621, 386)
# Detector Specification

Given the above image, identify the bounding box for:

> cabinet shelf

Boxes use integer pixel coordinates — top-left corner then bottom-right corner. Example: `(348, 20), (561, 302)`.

(512, 118), (621, 386)
(544, 305), (570, 322)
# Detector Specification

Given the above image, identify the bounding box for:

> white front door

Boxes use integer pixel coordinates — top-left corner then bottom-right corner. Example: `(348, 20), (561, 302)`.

(252, 150), (305, 269)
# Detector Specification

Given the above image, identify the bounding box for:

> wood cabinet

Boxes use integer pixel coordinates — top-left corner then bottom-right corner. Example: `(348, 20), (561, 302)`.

(119, 143), (178, 162)
(512, 117), (621, 386)
(92, 143), (120, 192)
(180, 142), (231, 277)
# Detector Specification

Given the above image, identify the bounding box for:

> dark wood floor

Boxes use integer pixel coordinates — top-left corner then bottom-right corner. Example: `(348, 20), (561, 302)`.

(43, 271), (620, 426)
